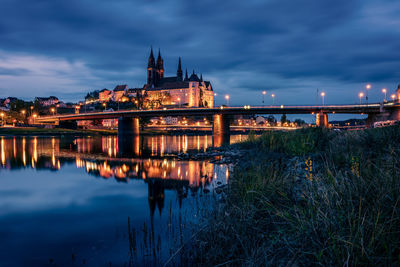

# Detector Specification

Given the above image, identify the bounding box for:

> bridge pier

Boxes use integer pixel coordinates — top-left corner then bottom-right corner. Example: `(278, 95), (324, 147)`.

(213, 114), (230, 147)
(118, 117), (140, 155)
(366, 113), (378, 128)
(118, 117), (140, 136)
(316, 112), (328, 128)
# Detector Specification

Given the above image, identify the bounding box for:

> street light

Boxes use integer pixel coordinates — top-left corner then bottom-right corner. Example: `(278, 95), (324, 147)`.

(0, 112), (4, 126)
(359, 92), (364, 104)
(366, 84), (371, 105)
(321, 92), (325, 106)
(177, 97), (181, 108)
(225, 94), (230, 106)
(50, 107), (56, 115)
(262, 91), (266, 106)
(382, 88), (387, 102)
(30, 105), (34, 115)
(214, 93), (217, 107)
(102, 103), (106, 111)
(391, 94), (396, 101)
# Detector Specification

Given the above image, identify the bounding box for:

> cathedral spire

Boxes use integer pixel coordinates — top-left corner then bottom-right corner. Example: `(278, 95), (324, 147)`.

(177, 57), (183, 81)
(147, 47), (156, 86)
(148, 47), (155, 68)
(155, 48), (164, 84)
(184, 68), (189, 81)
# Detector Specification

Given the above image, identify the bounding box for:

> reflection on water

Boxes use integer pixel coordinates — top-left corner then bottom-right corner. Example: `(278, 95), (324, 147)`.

(0, 134), (243, 266)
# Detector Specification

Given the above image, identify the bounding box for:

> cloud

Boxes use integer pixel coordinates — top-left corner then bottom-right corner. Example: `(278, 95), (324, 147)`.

(0, 0), (399, 103)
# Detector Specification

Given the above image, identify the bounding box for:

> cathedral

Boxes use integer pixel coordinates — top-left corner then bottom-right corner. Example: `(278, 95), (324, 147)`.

(144, 48), (214, 108)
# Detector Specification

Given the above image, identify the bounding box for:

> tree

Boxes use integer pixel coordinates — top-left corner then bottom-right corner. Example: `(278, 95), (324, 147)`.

(281, 114), (287, 124)
(267, 115), (277, 124)
(294, 119), (306, 126)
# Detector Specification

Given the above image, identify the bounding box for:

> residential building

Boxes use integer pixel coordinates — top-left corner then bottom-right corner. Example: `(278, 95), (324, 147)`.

(113, 85), (128, 101)
(99, 89), (112, 102)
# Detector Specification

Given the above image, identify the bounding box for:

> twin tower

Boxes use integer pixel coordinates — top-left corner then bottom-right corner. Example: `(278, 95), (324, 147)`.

(147, 48), (183, 87)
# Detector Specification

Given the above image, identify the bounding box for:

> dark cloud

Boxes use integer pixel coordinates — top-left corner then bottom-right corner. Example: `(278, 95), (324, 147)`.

(0, 0), (399, 104)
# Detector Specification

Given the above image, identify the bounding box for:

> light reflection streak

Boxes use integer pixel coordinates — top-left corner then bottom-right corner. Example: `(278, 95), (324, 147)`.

(0, 136), (231, 187)
(1, 137), (5, 166)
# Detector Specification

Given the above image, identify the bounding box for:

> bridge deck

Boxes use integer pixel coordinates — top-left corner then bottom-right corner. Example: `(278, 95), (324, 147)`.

(36, 103), (396, 123)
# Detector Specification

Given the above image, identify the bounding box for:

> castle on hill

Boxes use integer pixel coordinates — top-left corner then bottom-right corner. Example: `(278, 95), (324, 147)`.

(144, 48), (214, 108)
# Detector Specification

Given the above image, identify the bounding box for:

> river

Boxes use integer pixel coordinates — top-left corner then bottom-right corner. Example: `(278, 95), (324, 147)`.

(0, 134), (248, 266)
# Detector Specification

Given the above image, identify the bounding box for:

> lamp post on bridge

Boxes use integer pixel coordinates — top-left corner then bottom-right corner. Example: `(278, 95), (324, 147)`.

(359, 92), (364, 104)
(262, 91), (266, 106)
(321, 92), (325, 106)
(271, 94), (275, 105)
(366, 84), (371, 105)
(391, 94), (396, 102)
(382, 88), (387, 102)
(225, 94), (230, 106)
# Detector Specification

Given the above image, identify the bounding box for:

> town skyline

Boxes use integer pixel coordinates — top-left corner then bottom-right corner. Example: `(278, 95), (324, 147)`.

(0, 0), (399, 107)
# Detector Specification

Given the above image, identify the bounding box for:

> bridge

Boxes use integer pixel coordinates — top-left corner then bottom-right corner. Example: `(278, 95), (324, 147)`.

(35, 102), (400, 146)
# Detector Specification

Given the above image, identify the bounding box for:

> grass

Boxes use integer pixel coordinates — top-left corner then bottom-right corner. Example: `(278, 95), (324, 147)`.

(186, 126), (400, 266)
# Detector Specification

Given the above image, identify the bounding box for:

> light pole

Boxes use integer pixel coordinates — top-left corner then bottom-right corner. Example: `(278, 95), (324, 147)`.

(225, 94), (230, 106)
(50, 107), (56, 115)
(214, 93), (217, 107)
(359, 92), (364, 104)
(321, 92), (325, 106)
(177, 97), (181, 108)
(366, 84), (371, 105)
(103, 103), (106, 111)
(1, 112), (4, 126)
(382, 88), (387, 102)
(262, 91), (266, 106)
(391, 94), (396, 102)
(30, 105), (34, 116)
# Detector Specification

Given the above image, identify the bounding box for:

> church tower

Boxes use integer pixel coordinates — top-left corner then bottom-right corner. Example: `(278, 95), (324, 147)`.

(156, 49), (164, 85)
(147, 47), (156, 86)
(177, 57), (183, 81)
(184, 69), (189, 81)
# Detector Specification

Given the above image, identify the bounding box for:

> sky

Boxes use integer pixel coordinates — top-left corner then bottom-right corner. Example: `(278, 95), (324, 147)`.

(0, 0), (399, 110)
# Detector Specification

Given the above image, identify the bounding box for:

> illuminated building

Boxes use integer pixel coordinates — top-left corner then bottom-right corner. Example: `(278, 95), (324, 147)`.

(112, 85), (128, 101)
(98, 89), (112, 102)
(144, 48), (214, 108)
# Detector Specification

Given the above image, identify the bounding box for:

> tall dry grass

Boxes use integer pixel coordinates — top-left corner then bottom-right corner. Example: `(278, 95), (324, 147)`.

(187, 126), (400, 266)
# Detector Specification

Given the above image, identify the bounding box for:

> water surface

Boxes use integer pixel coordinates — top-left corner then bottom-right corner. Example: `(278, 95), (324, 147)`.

(0, 134), (246, 266)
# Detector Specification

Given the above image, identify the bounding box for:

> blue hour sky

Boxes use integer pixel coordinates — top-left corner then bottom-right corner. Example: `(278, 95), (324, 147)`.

(0, 0), (399, 107)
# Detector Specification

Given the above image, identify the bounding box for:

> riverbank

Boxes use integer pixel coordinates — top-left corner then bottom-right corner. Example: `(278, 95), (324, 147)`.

(185, 127), (400, 266)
